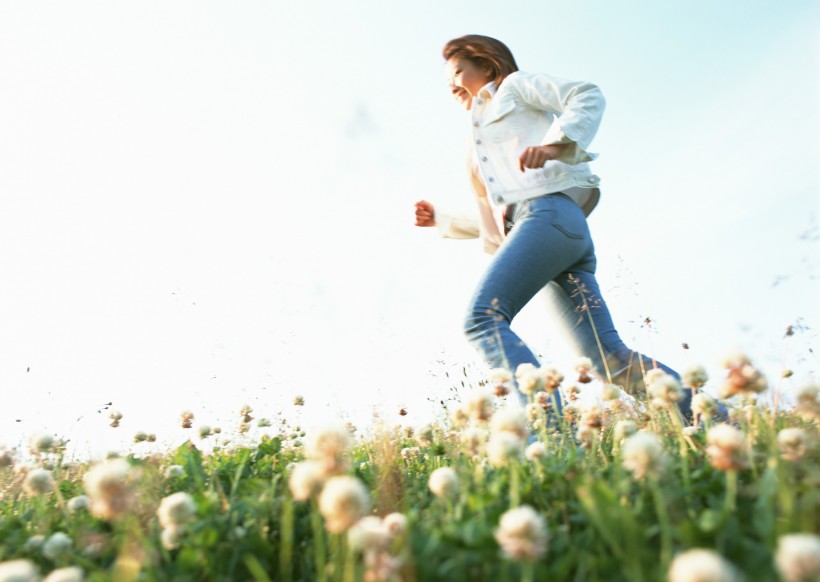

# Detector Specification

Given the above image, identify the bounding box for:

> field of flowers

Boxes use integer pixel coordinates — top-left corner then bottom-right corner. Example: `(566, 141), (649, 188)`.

(1, 353), (819, 582)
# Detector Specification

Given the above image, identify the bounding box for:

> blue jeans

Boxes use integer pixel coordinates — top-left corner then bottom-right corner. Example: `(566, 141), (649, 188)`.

(463, 192), (692, 417)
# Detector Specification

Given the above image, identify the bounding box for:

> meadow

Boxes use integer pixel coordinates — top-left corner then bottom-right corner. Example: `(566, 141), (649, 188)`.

(1, 353), (819, 582)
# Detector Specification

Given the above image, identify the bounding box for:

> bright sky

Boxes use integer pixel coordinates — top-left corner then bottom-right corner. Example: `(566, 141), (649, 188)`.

(1, 1), (818, 457)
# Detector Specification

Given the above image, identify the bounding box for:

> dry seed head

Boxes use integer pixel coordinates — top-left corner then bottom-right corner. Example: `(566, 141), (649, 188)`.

(542, 366), (564, 391)
(180, 411), (194, 429)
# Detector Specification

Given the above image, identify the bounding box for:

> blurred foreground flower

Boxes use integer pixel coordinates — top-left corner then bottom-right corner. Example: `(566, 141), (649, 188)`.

(706, 425), (749, 471)
(515, 364), (544, 395)
(681, 365), (709, 389)
(305, 423), (353, 477)
(43, 566), (83, 582)
(157, 492), (197, 530)
(180, 411), (194, 429)
(318, 476), (370, 533)
(494, 505), (548, 561)
(29, 433), (55, 454)
(288, 460), (326, 502)
(83, 458), (135, 520)
(42, 533), (72, 561)
(621, 432), (667, 480)
(667, 548), (741, 582)
(487, 431), (524, 468)
(719, 352), (767, 399)
(778, 428), (809, 462)
(490, 407), (528, 441)
(428, 467), (459, 499)
(0, 560), (40, 582)
(23, 469), (54, 496)
(775, 533), (820, 582)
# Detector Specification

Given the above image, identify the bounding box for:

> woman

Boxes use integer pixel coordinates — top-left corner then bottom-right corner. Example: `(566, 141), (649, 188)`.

(415, 35), (692, 417)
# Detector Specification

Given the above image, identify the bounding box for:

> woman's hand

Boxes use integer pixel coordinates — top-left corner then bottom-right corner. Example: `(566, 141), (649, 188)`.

(518, 144), (568, 171)
(415, 200), (436, 227)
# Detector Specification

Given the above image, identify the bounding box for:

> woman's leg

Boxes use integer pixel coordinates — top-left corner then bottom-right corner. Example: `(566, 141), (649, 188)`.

(463, 193), (594, 407)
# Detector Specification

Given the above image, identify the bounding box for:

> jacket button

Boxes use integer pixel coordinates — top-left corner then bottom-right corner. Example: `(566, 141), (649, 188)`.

(481, 156), (488, 162)
(494, 194), (503, 203)
(473, 121), (479, 127)
(475, 139), (482, 145)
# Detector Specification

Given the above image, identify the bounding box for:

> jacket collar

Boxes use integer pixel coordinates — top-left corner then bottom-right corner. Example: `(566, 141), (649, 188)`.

(477, 81), (497, 100)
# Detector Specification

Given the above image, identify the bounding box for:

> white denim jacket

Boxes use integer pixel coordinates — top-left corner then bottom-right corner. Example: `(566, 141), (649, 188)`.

(436, 71), (604, 254)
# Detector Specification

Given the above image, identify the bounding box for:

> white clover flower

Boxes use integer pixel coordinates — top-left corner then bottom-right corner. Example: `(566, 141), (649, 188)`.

(428, 467), (459, 499)
(494, 505), (549, 562)
(487, 431), (524, 468)
(613, 420), (637, 441)
(489, 368), (513, 387)
(28, 433), (55, 454)
(645, 368), (668, 385)
(460, 427), (488, 457)
(43, 567), (83, 582)
(691, 393), (718, 418)
(622, 432), (667, 480)
(775, 533), (820, 582)
(525, 442), (548, 462)
(157, 492), (197, 530)
(464, 391), (494, 422)
(580, 403), (603, 429)
(305, 423), (353, 477)
(161, 526), (183, 551)
(318, 476), (371, 534)
(667, 548), (741, 582)
(719, 353), (767, 398)
(23, 536), (45, 552)
(515, 364), (545, 395)
(449, 405), (469, 428)
(490, 407), (529, 441)
(574, 357), (593, 374)
(415, 424), (435, 446)
(778, 428), (809, 462)
(197, 425), (212, 439)
(382, 513), (408, 537)
(706, 424), (749, 472)
(542, 366), (564, 392)
(66, 495), (89, 514)
(23, 469), (55, 496)
(163, 465), (185, 479)
(601, 383), (621, 402)
(83, 458), (135, 520)
(682, 365), (709, 389)
(400, 447), (421, 460)
(648, 373), (683, 405)
(347, 516), (390, 552)
(795, 384), (819, 403)
(42, 533), (72, 561)
(0, 559), (41, 582)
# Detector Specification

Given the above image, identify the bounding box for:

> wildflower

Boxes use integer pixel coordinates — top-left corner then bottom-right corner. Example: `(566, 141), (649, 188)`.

(108, 411), (122, 428)
(775, 533), (820, 582)
(705, 424), (749, 471)
(526, 402), (545, 423)
(464, 391), (494, 422)
(719, 352), (767, 398)
(648, 373), (683, 406)
(645, 368), (668, 385)
(347, 516), (390, 552)
(83, 458), (135, 520)
(157, 492), (197, 530)
(461, 427), (488, 457)
(490, 408), (529, 441)
(318, 476), (371, 533)
(43, 566), (84, 582)
(574, 356), (593, 383)
(305, 423), (353, 476)
(490, 368), (513, 396)
(428, 467), (459, 498)
(211, 427), (221, 435)
(565, 384), (581, 401)
(293, 395), (305, 406)
(601, 383), (621, 402)
(580, 404), (603, 429)
(23, 468), (54, 496)
(494, 505), (549, 561)
(161, 526), (183, 551)
(542, 366), (564, 391)
(534, 391), (552, 410)
(667, 548), (741, 582)
(563, 403), (581, 423)
(415, 424), (434, 446)
(180, 411), (194, 429)
(400, 447), (420, 460)
(240, 405), (253, 423)
(795, 384), (819, 403)
(67, 496), (89, 513)
(691, 393), (718, 418)
(622, 432), (667, 480)
(195, 425), (211, 439)
(0, 560), (40, 582)
(42, 533), (72, 561)
(515, 363), (544, 395)
(525, 442), (547, 462)
(449, 405), (469, 428)
(613, 420), (637, 441)
(682, 365), (709, 389)
(163, 465), (184, 479)
(778, 428), (809, 462)
(383, 513), (408, 537)
(28, 433), (55, 454)
(487, 432), (524, 468)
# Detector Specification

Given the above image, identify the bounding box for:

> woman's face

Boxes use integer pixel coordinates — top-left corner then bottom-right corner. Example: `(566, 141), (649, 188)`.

(445, 57), (493, 103)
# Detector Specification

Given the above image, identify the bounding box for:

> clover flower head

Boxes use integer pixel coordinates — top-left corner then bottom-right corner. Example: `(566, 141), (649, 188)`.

(778, 428), (809, 462)
(613, 420), (637, 441)
(293, 395), (305, 406)
(580, 403), (603, 429)
(42, 532), (72, 561)
(691, 393), (718, 417)
(449, 405), (469, 428)
(795, 384), (819, 403)
(460, 427), (488, 456)
(83, 458), (135, 520)
(197, 425), (212, 438)
(705, 424), (749, 471)
(415, 424), (435, 446)
(541, 366), (564, 391)
(161, 526), (183, 551)
(318, 476), (371, 534)
(180, 411), (194, 429)
(622, 431), (667, 480)
(574, 356), (593, 374)
(682, 365), (709, 389)
(719, 353), (767, 398)
(428, 467), (459, 498)
(383, 512), (408, 537)
(66, 495), (89, 514)
(490, 407), (529, 440)
(23, 469), (54, 496)
(43, 566), (84, 582)
(487, 431), (524, 468)
(28, 433), (55, 454)
(288, 460), (326, 502)
(648, 373), (683, 405)
(667, 548), (741, 582)
(775, 533), (820, 582)
(464, 391), (494, 422)
(157, 492), (197, 530)
(515, 363), (545, 395)
(305, 423), (354, 476)
(525, 441), (548, 462)
(24, 535), (45, 552)
(0, 559), (40, 582)
(601, 383), (621, 402)
(347, 516), (390, 552)
(494, 505), (549, 562)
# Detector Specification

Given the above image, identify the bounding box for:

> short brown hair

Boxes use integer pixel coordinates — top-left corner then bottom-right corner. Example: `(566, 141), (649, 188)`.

(442, 35), (519, 86)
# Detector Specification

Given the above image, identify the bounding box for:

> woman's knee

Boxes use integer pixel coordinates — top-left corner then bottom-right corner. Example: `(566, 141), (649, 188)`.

(463, 300), (507, 342)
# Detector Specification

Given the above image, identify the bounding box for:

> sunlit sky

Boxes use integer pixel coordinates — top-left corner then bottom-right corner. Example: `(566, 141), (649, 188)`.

(1, 1), (818, 457)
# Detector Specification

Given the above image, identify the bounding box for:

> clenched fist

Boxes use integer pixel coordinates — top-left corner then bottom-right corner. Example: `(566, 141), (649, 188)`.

(414, 200), (436, 227)
(518, 144), (568, 171)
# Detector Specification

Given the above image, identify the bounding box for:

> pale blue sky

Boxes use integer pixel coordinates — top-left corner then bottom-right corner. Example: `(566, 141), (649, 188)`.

(0, 1), (817, 455)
